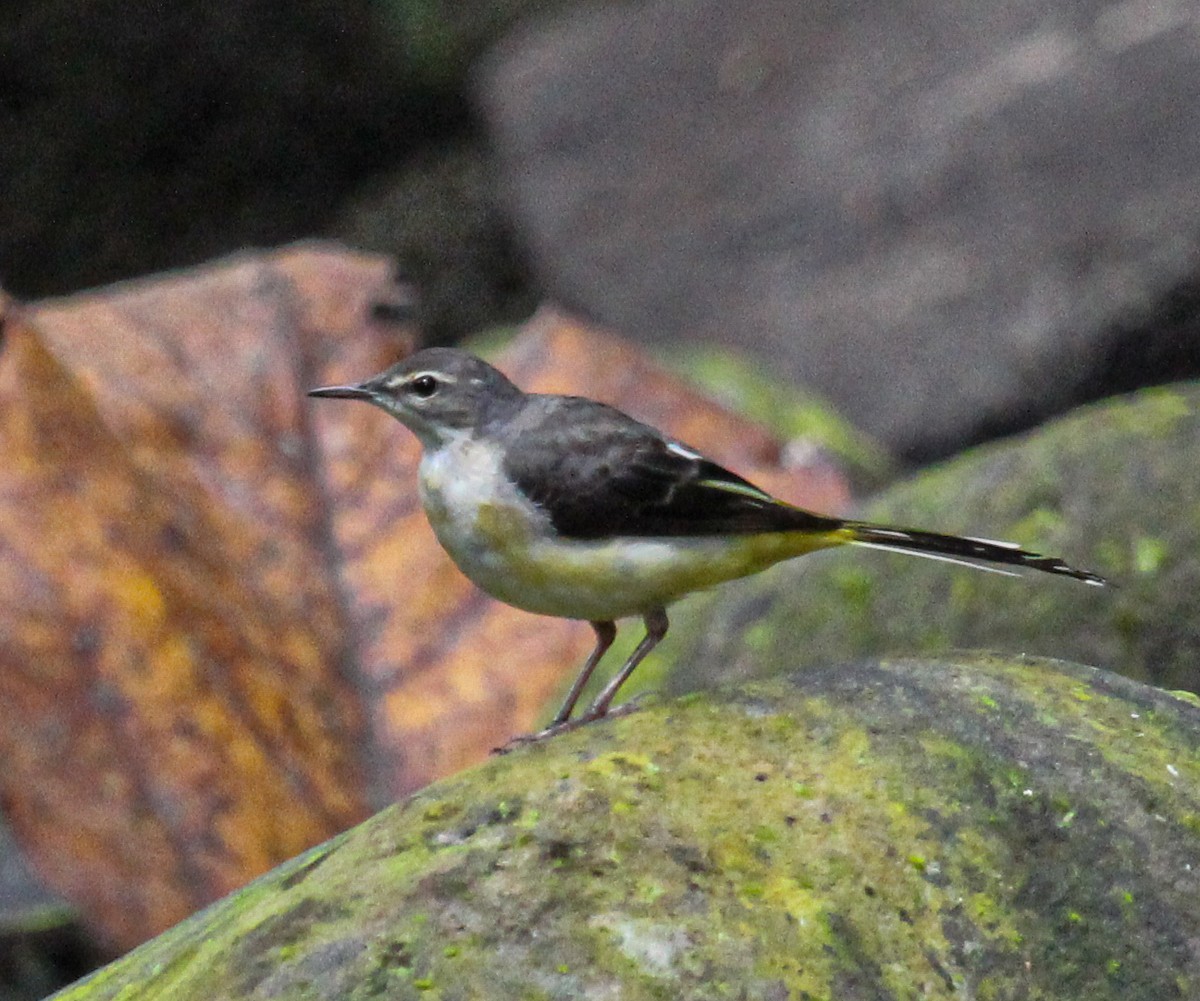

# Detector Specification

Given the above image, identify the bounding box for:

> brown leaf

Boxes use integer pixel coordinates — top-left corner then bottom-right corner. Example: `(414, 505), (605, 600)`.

(0, 259), (851, 952)
(0, 243), (416, 948)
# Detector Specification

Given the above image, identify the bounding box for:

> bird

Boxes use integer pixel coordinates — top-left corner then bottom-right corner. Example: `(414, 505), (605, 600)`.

(309, 348), (1106, 742)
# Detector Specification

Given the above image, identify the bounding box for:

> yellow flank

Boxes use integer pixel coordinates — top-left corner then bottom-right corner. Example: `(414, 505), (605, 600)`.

(417, 434), (851, 622)
(524, 530), (845, 621)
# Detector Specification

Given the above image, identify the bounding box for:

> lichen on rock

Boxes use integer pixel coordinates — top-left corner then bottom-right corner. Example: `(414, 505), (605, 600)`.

(54, 653), (1200, 1000)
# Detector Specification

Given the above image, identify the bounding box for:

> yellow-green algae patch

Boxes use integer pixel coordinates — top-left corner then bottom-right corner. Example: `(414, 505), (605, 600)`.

(53, 654), (1200, 1001)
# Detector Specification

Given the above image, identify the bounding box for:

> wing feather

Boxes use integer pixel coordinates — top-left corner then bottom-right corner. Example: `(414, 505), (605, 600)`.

(501, 397), (837, 540)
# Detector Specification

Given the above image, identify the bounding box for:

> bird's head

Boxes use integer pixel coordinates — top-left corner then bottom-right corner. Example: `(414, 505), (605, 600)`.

(308, 348), (524, 450)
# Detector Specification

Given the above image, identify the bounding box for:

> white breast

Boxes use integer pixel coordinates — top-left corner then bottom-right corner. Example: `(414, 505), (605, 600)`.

(418, 435), (510, 530)
(417, 436), (554, 603)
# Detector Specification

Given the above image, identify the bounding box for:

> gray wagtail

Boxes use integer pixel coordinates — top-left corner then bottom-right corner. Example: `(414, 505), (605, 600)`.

(309, 348), (1105, 741)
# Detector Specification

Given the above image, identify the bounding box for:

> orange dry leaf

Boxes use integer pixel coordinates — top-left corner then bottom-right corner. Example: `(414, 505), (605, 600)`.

(0, 243), (414, 949)
(0, 251), (850, 951)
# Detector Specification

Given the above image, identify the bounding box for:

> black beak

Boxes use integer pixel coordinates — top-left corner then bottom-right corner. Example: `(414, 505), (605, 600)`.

(307, 384), (375, 400)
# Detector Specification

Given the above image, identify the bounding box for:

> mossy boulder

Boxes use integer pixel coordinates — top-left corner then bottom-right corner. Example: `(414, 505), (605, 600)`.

(660, 383), (1200, 700)
(53, 654), (1200, 1000)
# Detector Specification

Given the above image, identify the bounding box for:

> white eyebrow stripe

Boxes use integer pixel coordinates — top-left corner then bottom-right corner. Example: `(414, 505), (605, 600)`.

(385, 369), (458, 389)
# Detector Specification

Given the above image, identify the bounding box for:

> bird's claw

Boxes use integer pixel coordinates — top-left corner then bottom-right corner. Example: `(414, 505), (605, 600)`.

(491, 696), (650, 755)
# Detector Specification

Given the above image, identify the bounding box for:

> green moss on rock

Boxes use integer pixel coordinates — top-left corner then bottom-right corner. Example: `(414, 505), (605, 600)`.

(661, 382), (1200, 698)
(53, 655), (1200, 1000)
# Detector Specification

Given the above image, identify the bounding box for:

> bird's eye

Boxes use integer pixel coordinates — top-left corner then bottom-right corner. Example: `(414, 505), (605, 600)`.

(409, 375), (439, 398)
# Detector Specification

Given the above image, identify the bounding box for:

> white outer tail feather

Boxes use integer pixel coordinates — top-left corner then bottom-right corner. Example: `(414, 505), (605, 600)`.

(848, 540), (1023, 577)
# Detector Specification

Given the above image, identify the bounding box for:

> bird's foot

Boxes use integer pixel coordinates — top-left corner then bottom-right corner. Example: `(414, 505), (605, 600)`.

(491, 696), (649, 755)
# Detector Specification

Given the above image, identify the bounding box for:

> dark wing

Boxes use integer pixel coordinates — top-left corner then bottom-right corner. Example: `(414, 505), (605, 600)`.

(501, 396), (840, 540)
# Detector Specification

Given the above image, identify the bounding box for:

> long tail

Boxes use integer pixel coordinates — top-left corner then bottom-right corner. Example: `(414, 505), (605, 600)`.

(840, 521), (1107, 586)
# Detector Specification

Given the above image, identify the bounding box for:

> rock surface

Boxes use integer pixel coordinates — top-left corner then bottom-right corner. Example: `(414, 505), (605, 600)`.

(53, 655), (1200, 1000)
(481, 0), (1200, 459)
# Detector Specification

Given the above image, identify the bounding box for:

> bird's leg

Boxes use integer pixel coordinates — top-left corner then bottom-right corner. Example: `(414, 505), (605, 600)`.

(491, 614), (661, 754)
(552, 620), (617, 725)
(582, 608), (668, 721)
